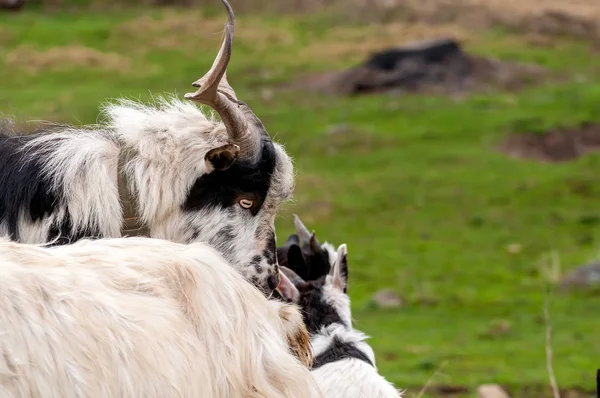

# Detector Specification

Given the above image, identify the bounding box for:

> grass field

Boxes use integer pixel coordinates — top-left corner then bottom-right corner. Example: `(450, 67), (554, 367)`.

(2, 2), (600, 396)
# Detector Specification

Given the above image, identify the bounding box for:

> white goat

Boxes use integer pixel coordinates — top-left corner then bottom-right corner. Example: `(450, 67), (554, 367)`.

(0, 0), (290, 294)
(0, 236), (322, 398)
(276, 215), (403, 398)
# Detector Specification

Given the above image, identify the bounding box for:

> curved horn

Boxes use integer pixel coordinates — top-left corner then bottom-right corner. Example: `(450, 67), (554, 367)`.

(280, 266), (305, 285)
(293, 214), (311, 243)
(293, 214), (321, 249)
(308, 233), (321, 253)
(184, 0), (265, 160)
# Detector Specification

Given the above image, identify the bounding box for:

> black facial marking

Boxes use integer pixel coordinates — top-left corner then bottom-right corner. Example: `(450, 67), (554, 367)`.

(295, 283), (346, 335)
(183, 138), (276, 216)
(312, 336), (374, 369)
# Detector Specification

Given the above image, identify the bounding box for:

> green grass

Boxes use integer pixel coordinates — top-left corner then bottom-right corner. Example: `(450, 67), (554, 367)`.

(2, 6), (600, 397)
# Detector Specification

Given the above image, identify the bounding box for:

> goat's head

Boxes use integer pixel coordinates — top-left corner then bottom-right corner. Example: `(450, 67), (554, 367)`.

(182, 0), (290, 295)
(275, 216), (351, 334)
(113, 0), (293, 295)
(276, 215), (334, 281)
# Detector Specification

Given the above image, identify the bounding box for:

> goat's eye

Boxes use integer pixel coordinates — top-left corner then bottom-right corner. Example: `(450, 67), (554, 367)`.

(239, 199), (254, 209)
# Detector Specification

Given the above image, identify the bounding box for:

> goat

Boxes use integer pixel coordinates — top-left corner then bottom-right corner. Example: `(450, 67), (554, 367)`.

(275, 215), (403, 398)
(0, 236), (323, 398)
(0, 0), (291, 294)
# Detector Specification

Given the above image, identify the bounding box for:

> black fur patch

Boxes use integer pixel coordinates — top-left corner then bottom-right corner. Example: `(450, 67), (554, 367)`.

(295, 283), (347, 335)
(47, 211), (100, 246)
(0, 126), (101, 245)
(0, 129), (60, 240)
(312, 336), (374, 369)
(183, 138), (276, 216)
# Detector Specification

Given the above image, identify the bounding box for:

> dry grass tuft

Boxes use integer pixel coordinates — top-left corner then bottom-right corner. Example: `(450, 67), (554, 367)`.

(112, 11), (293, 54)
(4, 45), (131, 73)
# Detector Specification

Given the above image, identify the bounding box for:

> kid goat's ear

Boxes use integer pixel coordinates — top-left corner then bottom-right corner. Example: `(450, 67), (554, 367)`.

(286, 244), (309, 279)
(276, 269), (300, 303)
(331, 244), (348, 293)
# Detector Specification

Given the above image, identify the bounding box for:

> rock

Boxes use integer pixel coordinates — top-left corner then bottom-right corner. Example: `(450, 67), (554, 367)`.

(259, 88), (274, 102)
(477, 384), (510, 398)
(560, 261), (600, 291)
(372, 289), (403, 309)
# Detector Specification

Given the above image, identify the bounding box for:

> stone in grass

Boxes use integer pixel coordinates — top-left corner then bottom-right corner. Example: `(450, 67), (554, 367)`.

(477, 384), (510, 398)
(559, 261), (600, 291)
(371, 289), (403, 309)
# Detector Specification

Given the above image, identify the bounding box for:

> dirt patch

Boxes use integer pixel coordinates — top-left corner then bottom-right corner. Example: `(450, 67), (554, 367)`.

(498, 123), (600, 162)
(330, 0), (600, 45)
(4, 45), (131, 73)
(285, 38), (548, 97)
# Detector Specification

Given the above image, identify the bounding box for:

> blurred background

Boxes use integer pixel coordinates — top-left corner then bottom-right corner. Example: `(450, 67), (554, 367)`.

(2, 0), (600, 396)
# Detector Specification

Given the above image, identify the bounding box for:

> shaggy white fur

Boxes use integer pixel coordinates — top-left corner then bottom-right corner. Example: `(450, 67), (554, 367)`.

(0, 236), (322, 398)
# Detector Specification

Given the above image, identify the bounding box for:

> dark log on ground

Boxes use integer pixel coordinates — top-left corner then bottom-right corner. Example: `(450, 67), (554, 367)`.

(284, 36), (548, 97)
(351, 38), (472, 94)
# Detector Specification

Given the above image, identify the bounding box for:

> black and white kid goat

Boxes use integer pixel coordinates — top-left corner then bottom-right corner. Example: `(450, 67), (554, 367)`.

(276, 215), (403, 398)
(0, 0), (291, 294)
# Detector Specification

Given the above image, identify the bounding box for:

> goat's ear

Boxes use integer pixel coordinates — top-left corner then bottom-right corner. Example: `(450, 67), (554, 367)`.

(276, 270), (300, 302)
(330, 244), (348, 293)
(205, 143), (240, 172)
(287, 244), (308, 276)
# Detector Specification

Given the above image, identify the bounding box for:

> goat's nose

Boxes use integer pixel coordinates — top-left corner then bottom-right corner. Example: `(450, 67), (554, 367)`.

(267, 273), (280, 291)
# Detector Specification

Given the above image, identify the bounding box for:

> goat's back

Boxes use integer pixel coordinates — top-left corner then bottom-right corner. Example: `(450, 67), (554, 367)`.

(0, 237), (321, 398)
(312, 360), (402, 398)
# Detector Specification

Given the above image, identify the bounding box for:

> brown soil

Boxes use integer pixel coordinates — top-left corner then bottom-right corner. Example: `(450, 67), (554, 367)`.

(331, 0), (600, 46)
(498, 123), (600, 163)
(284, 53), (548, 97)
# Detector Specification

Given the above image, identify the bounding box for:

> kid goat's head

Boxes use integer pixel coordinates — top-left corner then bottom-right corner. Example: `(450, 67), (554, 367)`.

(112, 0), (293, 295)
(275, 216), (351, 333)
